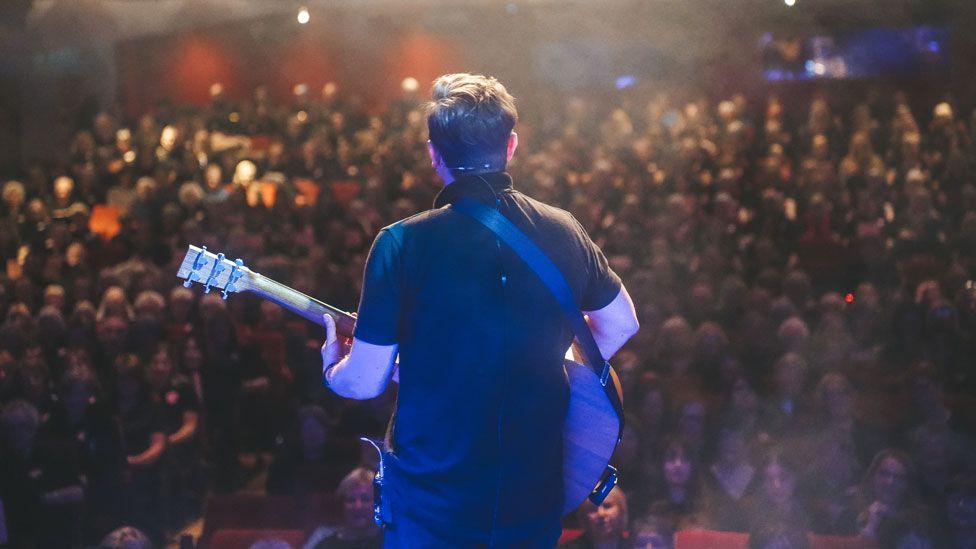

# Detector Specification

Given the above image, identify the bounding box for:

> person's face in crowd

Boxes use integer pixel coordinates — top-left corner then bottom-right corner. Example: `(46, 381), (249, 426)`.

(72, 300), (96, 329)
(183, 338), (204, 371)
(763, 460), (796, 507)
(850, 132), (872, 163)
(53, 176), (74, 201)
(170, 291), (194, 322)
(148, 349), (173, 390)
(873, 456), (909, 506)
(582, 489), (627, 543)
(342, 481), (375, 531)
(64, 242), (85, 267)
(93, 112), (116, 143)
(101, 287), (128, 316)
(23, 344), (44, 370)
(44, 287), (65, 312)
(663, 445), (693, 488)
(300, 415), (328, 459)
(96, 316), (129, 352)
(21, 364), (48, 403)
(205, 164), (223, 190)
(633, 526), (672, 549)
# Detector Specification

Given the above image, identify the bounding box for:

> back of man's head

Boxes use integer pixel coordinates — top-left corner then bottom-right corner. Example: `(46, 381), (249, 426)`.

(426, 73), (517, 176)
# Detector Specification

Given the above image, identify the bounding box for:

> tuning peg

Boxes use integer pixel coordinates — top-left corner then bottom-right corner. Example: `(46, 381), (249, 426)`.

(203, 253), (226, 294)
(221, 259), (245, 300)
(183, 246), (209, 287)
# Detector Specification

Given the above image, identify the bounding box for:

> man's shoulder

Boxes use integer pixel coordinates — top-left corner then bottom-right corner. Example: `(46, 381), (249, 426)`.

(513, 192), (579, 226)
(381, 208), (444, 234)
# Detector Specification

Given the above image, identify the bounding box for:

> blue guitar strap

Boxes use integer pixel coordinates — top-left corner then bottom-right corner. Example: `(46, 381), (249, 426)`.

(451, 198), (624, 435)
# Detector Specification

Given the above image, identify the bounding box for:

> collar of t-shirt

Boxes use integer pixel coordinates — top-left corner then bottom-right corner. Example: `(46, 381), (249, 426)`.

(433, 171), (514, 209)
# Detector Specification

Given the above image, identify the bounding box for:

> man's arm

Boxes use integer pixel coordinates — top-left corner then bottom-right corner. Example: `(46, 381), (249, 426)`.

(582, 285), (639, 360)
(321, 314), (398, 400)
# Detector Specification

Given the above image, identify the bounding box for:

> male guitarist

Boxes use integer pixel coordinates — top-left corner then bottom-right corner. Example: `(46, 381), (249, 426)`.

(320, 73), (639, 547)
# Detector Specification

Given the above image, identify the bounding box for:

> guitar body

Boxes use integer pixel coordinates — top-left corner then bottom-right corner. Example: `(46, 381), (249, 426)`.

(177, 244), (623, 517)
(562, 358), (623, 515)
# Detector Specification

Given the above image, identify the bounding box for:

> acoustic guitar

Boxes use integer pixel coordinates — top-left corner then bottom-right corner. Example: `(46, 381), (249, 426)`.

(176, 244), (622, 514)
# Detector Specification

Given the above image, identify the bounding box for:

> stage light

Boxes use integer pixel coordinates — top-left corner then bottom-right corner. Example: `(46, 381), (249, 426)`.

(845, 293), (855, 304)
(615, 75), (637, 90)
(401, 77), (419, 93)
(297, 6), (310, 24)
(784, 0), (796, 6)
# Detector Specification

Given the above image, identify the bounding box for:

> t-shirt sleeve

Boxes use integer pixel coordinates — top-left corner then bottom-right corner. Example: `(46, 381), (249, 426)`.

(573, 216), (622, 312)
(353, 227), (403, 345)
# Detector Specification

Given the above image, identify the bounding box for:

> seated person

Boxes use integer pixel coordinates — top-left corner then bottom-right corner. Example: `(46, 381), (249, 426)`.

(305, 467), (382, 549)
(563, 486), (629, 549)
(630, 515), (673, 549)
(99, 525), (152, 549)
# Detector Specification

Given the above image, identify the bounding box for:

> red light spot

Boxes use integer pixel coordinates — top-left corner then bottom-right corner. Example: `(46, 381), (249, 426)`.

(845, 293), (854, 303)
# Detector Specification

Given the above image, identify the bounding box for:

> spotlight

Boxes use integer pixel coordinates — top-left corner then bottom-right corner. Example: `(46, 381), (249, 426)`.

(401, 77), (419, 93)
(784, 0), (796, 6)
(297, 6), (310, 24)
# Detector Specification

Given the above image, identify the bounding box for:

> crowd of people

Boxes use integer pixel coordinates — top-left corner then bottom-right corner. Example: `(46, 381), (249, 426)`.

(1, 77), (975, 548)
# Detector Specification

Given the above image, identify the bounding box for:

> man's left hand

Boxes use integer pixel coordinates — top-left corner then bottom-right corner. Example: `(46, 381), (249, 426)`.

(321, 314), (348, 372)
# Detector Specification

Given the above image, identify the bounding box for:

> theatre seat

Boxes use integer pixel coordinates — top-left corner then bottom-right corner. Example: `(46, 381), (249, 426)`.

(209, 528), (305, 549)
(674, 529), (876, 549)
(200, 494), (298, 546)
(675, 529), (748, 549)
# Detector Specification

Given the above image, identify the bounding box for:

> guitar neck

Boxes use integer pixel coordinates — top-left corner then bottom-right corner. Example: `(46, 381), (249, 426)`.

(247, 272), (357, 336)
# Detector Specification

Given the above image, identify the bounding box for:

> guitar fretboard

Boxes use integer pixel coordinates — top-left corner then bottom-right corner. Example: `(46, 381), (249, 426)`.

(249, 273), (357, 336)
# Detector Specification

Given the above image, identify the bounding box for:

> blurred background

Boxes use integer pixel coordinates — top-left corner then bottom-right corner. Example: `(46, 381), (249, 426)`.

(1, 1), (976, 548)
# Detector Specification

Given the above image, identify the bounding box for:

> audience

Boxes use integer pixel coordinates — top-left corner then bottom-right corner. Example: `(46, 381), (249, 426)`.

(2, 78), (976, 546)
(567, 487), (629, 549)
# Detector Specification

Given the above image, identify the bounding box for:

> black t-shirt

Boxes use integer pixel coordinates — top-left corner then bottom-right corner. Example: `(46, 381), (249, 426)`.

(155, 376), (200, 435)
(353, 172), (621, 541)
(119, 396), (164, 457)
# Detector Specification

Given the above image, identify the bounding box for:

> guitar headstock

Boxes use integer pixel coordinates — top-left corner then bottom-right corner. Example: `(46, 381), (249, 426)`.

(176, 245), (253, 299)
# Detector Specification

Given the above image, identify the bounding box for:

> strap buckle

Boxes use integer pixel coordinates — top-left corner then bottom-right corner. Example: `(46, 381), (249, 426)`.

(588, 464), (618, 505)
(599, 361), (611, 387)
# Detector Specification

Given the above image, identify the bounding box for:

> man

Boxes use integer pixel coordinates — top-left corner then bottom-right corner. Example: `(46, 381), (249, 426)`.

(322, 73), (639, 547)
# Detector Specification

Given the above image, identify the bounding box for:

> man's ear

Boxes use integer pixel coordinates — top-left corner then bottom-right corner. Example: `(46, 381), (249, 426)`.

(427, 141), (442, 168)
(506, 131), (519, 162)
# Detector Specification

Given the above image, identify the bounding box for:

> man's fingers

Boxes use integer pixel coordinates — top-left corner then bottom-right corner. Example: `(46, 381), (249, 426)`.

(322, 313), (337, 345)
(322, 314), (338, 352)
